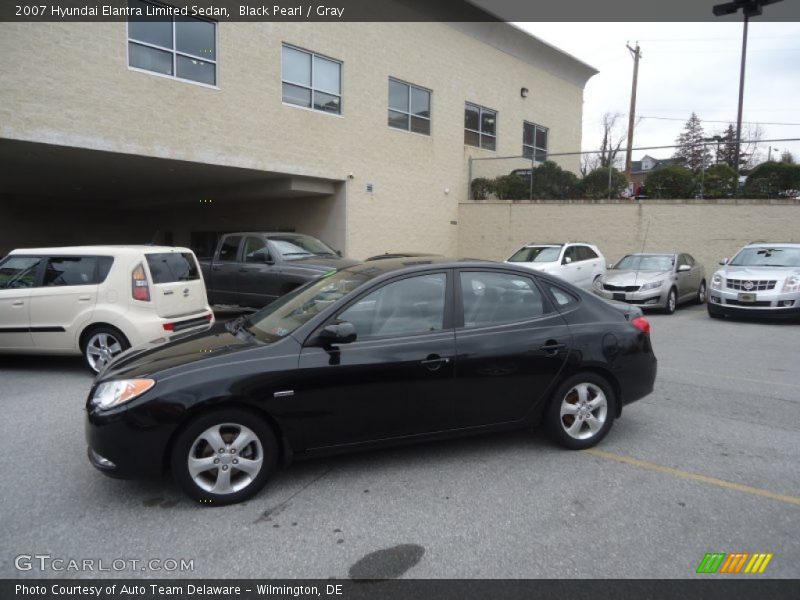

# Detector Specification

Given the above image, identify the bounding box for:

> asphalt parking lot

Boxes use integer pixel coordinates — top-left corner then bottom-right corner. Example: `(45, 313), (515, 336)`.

(1, 305), (798, 579)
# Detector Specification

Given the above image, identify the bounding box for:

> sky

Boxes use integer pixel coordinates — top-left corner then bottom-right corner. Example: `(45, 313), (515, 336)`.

(515, 21), (800, 166)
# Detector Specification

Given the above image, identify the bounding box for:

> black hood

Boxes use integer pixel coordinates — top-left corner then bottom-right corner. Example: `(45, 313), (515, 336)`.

(98, 322), (257, 381)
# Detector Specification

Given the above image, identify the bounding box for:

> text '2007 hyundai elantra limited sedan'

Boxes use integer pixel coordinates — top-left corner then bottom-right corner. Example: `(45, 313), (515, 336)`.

(86, 258), (657, 505)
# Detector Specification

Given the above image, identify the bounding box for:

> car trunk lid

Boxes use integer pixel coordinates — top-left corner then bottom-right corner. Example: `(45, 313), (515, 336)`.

(144, 251), (208, 318)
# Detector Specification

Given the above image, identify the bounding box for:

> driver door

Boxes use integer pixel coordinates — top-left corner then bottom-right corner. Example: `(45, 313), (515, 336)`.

(0, 256), (42, 349)
(236, 236), (283, 307)
(295, 271), (457, 449)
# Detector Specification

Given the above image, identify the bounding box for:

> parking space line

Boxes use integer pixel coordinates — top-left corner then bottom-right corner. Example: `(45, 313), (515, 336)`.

(658, 366), (800, 389)
(585, 449), (800, 507)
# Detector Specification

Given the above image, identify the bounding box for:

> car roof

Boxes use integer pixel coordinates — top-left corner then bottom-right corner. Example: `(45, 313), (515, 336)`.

(8, 245), (192, 255)
(342, 256), (494, 276)
(745, 242), (800, 247)
(624, 252), (678, 256)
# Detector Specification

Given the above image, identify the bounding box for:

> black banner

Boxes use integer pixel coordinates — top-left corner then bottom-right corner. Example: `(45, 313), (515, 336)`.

(1, 0), (799, 22)
(4, 579), (800, 600)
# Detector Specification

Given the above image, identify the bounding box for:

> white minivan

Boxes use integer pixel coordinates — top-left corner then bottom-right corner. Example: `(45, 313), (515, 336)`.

(0, 246), (214, 373)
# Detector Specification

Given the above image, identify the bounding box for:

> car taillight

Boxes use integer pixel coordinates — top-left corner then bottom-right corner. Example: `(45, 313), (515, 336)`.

(631, 316), (651, 335)
(132, 263), (150, 302)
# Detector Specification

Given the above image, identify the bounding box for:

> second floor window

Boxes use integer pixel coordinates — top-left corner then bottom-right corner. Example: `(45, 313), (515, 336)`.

(127, 0), (217, 86)
(523, 122), (548, 161)
(388, 79), (431, 135)
(282, 44), (342, 115)
(465, 103), (496, 150)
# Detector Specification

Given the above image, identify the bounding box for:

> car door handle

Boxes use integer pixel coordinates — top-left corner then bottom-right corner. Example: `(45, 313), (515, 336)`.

(12, 300), (24, 306)
(78, 295), (92, 301)
(421, 355), (450, 371)
(540, 341), (566, 356)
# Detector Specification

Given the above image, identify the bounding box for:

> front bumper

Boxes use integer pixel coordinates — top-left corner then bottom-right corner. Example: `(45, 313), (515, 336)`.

(708, 288), (800, 319)
(593, 287), (667, 309)
(85, 401), (177, 479)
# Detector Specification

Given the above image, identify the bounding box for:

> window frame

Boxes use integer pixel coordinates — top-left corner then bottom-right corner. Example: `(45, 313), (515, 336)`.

(523, 121), (548, 162)
(126, 0), (219, 89)
(281, 43), (343, 116)
(464, 102), (497, 151)
(387, 77), (432, 136)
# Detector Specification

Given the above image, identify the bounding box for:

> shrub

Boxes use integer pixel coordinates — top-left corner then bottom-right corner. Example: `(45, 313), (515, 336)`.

(644, 166), (695, 198)
(699, 163), (737, 198)
(470, 177), (493, 200)
(580, 167), (627, 199)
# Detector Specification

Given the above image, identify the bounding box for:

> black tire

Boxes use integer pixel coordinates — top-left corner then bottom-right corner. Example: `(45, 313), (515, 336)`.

(545, 373), (617, 450)
(81, 326), (130, 374)
(171, 408), (278, 506)
(696, 281), (707, 305)
(664, 287), (678, 314)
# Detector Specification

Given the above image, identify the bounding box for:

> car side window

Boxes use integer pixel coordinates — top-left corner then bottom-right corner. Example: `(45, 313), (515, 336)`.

(43, 256), (98, 287)
(677, 254), (689, 268)
(244, 237), (271, 264)
(581, 246), (599, 260)
(460, 271), (547, 328)
(338, 273), (446, 339)
(0, 256), (42, 289)
(547, 284), (579, 309)
(218, 236), (242, 262)
(563, 246), (578, 264)
(685, 254), (695, 267)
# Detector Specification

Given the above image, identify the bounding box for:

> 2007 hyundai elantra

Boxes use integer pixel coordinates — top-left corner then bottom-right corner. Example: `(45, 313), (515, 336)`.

(86, 258), (657, 505)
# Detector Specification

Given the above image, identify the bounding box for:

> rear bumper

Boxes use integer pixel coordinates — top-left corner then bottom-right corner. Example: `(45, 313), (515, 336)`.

(117, 309), (214, 347)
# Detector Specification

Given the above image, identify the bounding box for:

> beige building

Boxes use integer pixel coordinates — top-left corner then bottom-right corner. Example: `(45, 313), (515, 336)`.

(0, 6), (596, 259)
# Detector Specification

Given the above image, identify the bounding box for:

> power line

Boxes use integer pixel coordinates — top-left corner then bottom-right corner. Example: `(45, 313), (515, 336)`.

(638, 116), (800, 126)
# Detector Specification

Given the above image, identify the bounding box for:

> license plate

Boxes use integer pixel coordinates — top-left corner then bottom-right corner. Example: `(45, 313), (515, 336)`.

(738, 292), (756, 303)
(613, 293), (626, 301)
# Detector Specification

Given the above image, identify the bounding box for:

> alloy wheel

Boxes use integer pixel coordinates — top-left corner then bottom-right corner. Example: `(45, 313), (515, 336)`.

(667, 289), (677, 313)
(559, 382), (608, 440)
(187, 424), (264, 495)
(698, 282), (706, 304)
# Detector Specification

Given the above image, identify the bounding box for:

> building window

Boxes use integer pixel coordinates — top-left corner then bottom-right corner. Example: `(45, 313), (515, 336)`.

(282, 44), (342, 115)
(523, 122), (548, 162)
(388, 78), (431, 135)
(464, 103), (497, 150)
(127, 0), (217, 86)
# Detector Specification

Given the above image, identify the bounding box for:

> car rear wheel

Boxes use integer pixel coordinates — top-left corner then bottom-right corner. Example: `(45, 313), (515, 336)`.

(665, 287), (678, 314)
(696, 281), (707, 304)
(546, 373), (616, 450)
(171, 408), (278, 505)
(82, 327), (130, 374)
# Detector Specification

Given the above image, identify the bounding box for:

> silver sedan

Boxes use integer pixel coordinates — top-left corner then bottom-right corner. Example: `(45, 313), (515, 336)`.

(593, 252), (706, 314)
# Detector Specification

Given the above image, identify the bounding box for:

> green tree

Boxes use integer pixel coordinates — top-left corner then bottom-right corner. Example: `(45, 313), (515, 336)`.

(674, 113), (712, 172)
(529, 161), (580, 199)
(470, 177), (493, 200)
(645, 166), (695, 198)
(580, 167), (627, 199)
(744, 161), (800, 198)
(780, 151), (796, 165)
(493, 174), (530, 199)
(699, 163), (738, 198)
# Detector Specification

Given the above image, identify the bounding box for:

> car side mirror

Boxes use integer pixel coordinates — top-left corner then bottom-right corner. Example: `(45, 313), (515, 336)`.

(318, 321), (357, 345)
(563, 257), (572, 265)
(678, 264), (691, 272)
(719, 257), (729, 265)
(336, 250), (343, 257)
(607, 263), (614, 269)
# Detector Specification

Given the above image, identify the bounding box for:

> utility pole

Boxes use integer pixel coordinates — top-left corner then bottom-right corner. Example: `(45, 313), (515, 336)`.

(624, 42), (642, 184)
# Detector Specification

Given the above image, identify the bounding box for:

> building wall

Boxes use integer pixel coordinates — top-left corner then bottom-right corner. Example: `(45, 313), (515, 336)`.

(0, 20), (589, 259)
(458, 199), (800, 271)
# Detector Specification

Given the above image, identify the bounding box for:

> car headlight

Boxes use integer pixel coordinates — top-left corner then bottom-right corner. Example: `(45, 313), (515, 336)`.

(711, 273), (723, 290)
(640, 280), (663, 291)
(783, 275), (800, 293)
(91, 379), (155, 410)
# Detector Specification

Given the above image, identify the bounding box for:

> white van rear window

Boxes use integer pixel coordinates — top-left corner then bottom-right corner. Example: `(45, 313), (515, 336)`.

(146, 253), (200, 284)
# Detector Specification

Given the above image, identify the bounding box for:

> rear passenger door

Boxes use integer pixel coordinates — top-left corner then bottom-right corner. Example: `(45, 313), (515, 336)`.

(559, 246), (583, 285)
(579, 245), (604, 288)
(29, 256), (99, 350)
(452, 270), (571, 428)
(209, 235), (242, 305)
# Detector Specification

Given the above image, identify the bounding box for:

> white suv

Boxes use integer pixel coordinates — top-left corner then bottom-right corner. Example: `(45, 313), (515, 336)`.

(0, 246), (214, 373)
(505, 242), (607, 289)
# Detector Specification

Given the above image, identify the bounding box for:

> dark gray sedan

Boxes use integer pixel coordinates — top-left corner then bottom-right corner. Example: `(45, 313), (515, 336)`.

(593, 252), (706, 314)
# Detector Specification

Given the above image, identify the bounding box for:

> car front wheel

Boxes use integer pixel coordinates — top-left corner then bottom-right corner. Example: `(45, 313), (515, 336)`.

(171, 408), (278, 505)
(696, 281), (707, 304)
(545, 373), (616, 450)
(665, 287), (678, 314)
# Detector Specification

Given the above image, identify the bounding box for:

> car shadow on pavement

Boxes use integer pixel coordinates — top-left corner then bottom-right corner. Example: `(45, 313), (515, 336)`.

(0, 354), (88, 375)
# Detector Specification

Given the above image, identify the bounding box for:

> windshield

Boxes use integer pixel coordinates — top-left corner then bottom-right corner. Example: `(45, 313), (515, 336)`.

(269, 235), (337, 260)
(246, 269), (374, 342)
(729, 247), (800, 267)
(507, 246), (561, 263)
(614, 254), (674, 271)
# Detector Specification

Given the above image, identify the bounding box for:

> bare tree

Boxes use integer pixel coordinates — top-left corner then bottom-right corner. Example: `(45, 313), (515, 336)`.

(740, 123), (764, 169)
(582, 112), (627, 176)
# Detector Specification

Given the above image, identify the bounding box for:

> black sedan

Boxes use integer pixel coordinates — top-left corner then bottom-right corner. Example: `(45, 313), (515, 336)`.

(86, 258), (657, 505)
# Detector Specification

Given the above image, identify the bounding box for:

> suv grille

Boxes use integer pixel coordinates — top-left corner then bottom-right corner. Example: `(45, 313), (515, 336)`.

(604, 284), (641, 292)
(726, 279), (776, 291)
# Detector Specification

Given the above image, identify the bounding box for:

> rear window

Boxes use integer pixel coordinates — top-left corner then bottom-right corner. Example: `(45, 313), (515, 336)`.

(145, 253), (200, 284)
